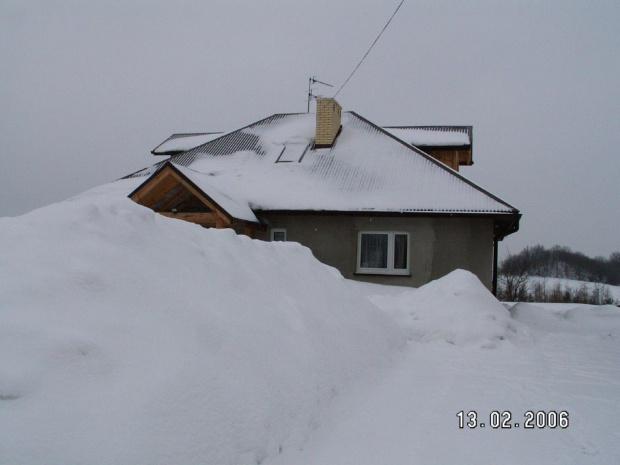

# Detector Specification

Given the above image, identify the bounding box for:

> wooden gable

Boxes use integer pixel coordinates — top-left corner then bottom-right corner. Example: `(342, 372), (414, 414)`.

(128, 163), (261, 235)
(422, 147), (472, 172)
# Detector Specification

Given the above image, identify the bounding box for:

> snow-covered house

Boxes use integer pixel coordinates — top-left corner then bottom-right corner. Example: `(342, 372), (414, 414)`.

(127, 98), (520, 292)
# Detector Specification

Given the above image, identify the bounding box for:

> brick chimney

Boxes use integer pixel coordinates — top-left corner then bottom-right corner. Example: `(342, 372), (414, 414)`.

(315, 98), (342, 148)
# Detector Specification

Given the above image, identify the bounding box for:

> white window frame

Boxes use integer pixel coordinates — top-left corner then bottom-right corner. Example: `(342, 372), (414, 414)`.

(356, 231), (410, 275)
(270, 228), (287, 242)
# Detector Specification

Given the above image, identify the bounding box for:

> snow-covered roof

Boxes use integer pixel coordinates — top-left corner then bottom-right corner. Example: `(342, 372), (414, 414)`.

(383, 126), (471, 147)
(128, 112), (516, 215)
(152, 133), (224, 155)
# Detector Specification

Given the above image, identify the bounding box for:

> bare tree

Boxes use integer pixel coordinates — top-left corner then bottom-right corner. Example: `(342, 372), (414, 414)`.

(498, 251), (532, 301)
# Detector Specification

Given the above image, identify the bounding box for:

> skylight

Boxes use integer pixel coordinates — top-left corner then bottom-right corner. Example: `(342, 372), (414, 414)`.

(275, 143), (309, 163)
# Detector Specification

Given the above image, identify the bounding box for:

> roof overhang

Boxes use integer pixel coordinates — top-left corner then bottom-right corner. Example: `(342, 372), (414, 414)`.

(151, 133), (225, 156)
(493, 212), (521, 240)
(128, 162), (263, 231)
(254, 209), (521, 240)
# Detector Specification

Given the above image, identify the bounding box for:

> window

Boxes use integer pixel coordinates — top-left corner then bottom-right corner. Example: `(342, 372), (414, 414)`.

(271, 228), (287, 242)
(275, 143), (309, 163)
(357, 231), (409, 275)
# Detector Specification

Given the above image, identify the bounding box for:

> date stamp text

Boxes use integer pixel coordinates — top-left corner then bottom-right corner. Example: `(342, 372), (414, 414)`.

(456, 410), (569, 429)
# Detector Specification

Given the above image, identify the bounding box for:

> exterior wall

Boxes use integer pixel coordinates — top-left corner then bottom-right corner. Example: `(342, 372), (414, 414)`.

(420, 147), (473, 171)
(254, 214), (495, 290)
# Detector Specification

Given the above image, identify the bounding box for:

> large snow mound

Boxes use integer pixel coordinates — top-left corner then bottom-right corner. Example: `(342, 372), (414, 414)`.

(0, 182), (405, 465)
(369, 269), (518, 347)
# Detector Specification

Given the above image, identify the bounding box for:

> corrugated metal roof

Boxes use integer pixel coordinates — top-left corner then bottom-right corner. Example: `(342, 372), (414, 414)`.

(383, 126), (471, 147)
(126, 112), (516, 215)
(124, 160), (168, 179)
(152, 132), (224, 155)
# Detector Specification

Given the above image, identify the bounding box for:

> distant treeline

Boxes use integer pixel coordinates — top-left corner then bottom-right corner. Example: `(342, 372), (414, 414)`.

(500, 245), (620, 285)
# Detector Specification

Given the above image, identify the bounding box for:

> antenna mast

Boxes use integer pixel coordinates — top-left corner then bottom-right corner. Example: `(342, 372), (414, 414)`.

(307, 76), (334, 113)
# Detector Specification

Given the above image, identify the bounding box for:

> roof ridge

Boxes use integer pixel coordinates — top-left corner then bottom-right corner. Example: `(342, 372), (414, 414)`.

(181, 113), (308, 156)
(348, 112), (518, 213)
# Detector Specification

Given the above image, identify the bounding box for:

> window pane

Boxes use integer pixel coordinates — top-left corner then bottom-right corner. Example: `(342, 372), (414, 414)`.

(360, 234), (388, 268)
(272, 231), (286, 242)
(394, 234), (408, 270)
(276, 143), (309, 163)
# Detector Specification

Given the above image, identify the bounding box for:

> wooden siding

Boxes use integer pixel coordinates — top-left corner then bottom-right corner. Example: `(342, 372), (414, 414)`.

(423, 147), (473, 171)
(128, 164), (263, 233)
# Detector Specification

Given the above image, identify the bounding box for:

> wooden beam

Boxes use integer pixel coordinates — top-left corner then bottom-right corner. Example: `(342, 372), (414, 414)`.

(457, 148), (472, 166)
(159, 212), (220, 224)
(129, 168), (176, 206)
(135, 177), (180, 207)
(428, 150), (460, 171)
(151, 183), (186, 211)
(165, 191), (194, 211)
(172, 195), (202, 212)
(129, 165), (250, 229)
(167, 170), (232, 224)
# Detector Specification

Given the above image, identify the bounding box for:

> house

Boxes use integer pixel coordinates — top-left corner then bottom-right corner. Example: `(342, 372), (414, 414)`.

(126, 98), (520, 293)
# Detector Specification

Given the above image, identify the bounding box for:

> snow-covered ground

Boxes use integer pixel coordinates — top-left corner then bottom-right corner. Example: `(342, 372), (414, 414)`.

(1, 182), (619, 464)
(268, 296), (620, 465)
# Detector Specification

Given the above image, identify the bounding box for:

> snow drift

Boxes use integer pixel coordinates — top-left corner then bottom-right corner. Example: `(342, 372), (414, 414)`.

(0, 181), (405, 465)
(369, 269), (518, 347)
(509, 302), (620, 335)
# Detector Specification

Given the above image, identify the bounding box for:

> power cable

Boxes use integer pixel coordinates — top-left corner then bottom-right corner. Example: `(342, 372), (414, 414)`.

(334, 0), (406, 98)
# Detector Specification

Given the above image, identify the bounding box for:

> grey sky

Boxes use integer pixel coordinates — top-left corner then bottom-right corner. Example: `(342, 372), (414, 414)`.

(1, 0), (618, 259)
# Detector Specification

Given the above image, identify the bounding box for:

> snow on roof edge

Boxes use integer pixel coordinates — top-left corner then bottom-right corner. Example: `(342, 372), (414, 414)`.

(170, 163), (260, 224)
(348, 112), (519, 214)
(152, 133), (225, 155)
(383, 127), (471, 147)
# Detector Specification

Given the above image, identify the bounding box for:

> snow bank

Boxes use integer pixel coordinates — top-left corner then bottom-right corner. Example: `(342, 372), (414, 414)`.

(0, 181), (405, 465)
(369, 270), (517, 347)
(509, 302), (620, 335)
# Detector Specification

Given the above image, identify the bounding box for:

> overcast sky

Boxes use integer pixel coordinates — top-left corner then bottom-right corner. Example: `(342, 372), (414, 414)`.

(1, 0), (618, 259)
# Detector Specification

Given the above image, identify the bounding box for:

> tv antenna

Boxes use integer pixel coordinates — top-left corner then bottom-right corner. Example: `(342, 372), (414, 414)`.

(307, 76), (333, 113)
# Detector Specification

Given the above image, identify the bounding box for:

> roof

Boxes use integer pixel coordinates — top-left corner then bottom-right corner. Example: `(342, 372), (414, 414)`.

(152, 132), (224, 155)
(171, 164), (259, 223)
(127, 112), (517, 216)
(153, 127), (472, 156)
(383, 126), (471, 147)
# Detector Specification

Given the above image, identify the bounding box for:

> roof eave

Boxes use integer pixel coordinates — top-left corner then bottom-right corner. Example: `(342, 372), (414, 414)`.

(151, 150), (183, 156)
(128, 161), (261, 225)
(254, 208), (519, 217)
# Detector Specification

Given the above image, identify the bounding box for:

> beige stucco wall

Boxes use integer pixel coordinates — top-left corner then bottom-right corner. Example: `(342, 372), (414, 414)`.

(254, 214), (495, 290)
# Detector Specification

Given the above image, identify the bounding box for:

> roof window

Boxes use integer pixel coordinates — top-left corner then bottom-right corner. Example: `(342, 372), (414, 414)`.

(275, 143), (309, 163)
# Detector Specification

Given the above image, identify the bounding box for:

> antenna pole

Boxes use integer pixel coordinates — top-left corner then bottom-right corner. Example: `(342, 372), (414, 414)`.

(307, 76), (334, 113)
(307, 77), (313, 113)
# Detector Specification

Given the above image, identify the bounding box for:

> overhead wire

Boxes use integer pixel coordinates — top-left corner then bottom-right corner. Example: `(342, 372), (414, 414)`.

(334, 0), (406, 98)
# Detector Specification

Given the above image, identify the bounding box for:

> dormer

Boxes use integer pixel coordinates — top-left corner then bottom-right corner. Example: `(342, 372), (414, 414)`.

(383, 126), (473, 171)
